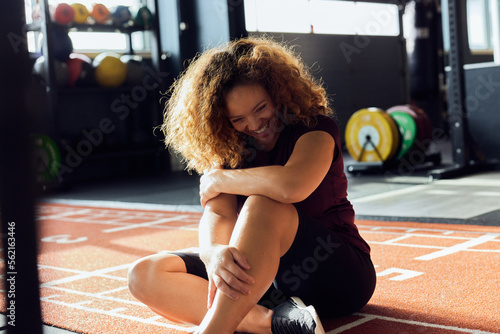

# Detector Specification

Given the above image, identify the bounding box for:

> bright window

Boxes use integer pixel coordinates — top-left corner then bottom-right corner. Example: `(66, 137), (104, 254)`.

(440, 0), (495, 54)
(244, 0), (400, 36)
(467, 0), (492, 50)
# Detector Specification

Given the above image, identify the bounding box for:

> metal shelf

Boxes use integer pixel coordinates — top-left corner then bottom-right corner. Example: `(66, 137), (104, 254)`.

(30, 0), (168, 185)
(27, 20), (153, 34)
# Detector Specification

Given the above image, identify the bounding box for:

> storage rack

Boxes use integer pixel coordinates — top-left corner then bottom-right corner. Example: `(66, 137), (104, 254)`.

(345, 0), (444, 176)
(27, 0), (168, 187)
(347, 0), (500, 178)
(428, 0), (500, 179)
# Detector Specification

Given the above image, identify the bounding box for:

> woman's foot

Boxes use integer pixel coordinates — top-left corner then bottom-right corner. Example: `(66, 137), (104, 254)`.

(271, 297), (325, 334)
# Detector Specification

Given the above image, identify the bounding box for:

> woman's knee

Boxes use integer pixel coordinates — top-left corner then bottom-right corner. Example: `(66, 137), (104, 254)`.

(128, 256), (154, 300)
(127, 253), (185, 301)
(244, 195), (295, 215)
(243, 195), (297, 225)
(240, 195), (299, 252)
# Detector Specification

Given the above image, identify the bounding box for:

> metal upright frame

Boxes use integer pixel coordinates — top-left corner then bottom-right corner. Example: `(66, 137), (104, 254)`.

(429, 0), (499, 179)
(442, 0), (469, 166)
(0, 0), (43, 333)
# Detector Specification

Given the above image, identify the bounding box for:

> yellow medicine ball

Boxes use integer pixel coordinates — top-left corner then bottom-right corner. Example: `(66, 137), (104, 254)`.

(72, 3), (89, 24)
(93, 52), (127, 87)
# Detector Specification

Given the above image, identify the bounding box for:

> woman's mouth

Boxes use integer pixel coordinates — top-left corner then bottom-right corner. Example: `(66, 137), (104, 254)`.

(254, 123), (269, 135)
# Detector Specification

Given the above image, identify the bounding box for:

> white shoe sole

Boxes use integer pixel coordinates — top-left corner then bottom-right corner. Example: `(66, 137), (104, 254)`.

(290, 297), (326, 334)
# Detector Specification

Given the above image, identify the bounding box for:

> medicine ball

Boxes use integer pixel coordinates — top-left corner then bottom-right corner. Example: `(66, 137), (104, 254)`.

(33, 56), (69, 87)
(51, 27), (73, 61)
(72, 3), (90, 24)
(53, 3), (75, 25)
(111, 5), (132, 26)
(134, 6), (153, 29)
(93, 52), (127, 87)
(91, 4), (110, 24)
(66, 53), (94, 87)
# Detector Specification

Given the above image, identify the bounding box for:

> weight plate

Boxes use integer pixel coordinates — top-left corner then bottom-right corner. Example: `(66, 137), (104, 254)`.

(387, 104), (432, 150)
(32, 134), (61, 182)
(345, 108), (399, 162)
(380, 110), (401, 160)
(414, 106), (433, 148)
(389, 111), (417, 158)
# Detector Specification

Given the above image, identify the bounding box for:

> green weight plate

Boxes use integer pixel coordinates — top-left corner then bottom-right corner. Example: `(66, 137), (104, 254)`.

(32, 134), (61, 182)
(389, 111), (417, 159)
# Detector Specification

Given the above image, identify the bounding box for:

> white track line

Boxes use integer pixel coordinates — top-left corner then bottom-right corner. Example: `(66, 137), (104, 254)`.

(43, 286), (144, 307)
(436, 178), (500, 188)
(39, 209), (200, 231)
(41, 263), (132, 287)
(102, 215), (190, 233)
(367, 241), (500, 253)
(350, 184), (430, 204)
(38, 208), (92, 220)
(475, 191), (500, 197)
(42, 198), (204, 213)
(326, 314), (376, 333)
(415, 233), (500, 260)
(328, 312), (499, 334)
(40, 297), (196, 332)
(358, 225), (500, 237)
(368, 241), (443, 250)
(383, 234), (413, 243)
(37, 203), (500, 333)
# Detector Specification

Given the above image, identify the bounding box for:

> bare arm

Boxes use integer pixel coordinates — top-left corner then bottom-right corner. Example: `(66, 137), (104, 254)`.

(198, 193), (238, 250)
(200, 130), (335, 206)
(198, 193), (255, 308)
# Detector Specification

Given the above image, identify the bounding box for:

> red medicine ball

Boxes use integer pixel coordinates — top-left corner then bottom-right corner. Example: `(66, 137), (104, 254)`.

(66, 53), (93, 87)
(53, 3), (75, 25)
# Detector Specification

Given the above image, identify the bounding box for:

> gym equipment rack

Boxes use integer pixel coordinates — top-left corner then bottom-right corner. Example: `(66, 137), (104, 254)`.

(348, 0), (500, 178)
(428, 0), (500, 179)
(25, 0), (169, 188)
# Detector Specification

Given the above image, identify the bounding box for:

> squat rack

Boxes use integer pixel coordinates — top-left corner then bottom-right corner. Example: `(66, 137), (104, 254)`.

(428, 0), (500, 179)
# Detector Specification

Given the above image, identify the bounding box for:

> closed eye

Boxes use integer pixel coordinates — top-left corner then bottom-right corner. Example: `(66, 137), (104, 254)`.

(255, 104), (266, 112)
(230, 117), (244, 124)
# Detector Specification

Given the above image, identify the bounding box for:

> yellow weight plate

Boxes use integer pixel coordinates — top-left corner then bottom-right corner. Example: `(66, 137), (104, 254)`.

(345, 107), (399, 162)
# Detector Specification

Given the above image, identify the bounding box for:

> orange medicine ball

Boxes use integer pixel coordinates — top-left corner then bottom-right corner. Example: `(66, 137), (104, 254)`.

(91, 4), (110, 24)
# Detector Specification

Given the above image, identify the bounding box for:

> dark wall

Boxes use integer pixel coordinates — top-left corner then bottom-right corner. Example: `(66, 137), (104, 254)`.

(158, 3), (408, 144)
(464, 63), (500, 160)
(157, 0), (183, 76)
(251, 32), (409, 143)
(158, 0), (246, 78)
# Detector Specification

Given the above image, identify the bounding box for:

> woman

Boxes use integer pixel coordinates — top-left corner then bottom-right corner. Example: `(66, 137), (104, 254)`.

(128, 36), (376, 334)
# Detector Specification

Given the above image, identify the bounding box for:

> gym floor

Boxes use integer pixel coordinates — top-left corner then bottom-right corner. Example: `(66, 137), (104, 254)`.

(1, 140), (499, 334)
(42, 140), (500, 226)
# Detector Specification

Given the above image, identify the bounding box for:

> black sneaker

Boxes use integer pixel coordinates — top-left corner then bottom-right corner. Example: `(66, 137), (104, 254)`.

(271, 297), (325, 334)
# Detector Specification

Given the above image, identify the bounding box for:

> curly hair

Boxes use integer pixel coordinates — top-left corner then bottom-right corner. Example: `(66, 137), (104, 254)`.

(161, 36), (334, 174)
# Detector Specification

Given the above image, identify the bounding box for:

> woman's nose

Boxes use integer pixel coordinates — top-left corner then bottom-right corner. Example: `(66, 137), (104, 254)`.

(247, 116), (261, 131)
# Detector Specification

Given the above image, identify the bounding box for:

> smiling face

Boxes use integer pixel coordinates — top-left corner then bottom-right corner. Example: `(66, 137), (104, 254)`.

(225, 84), (281, 151)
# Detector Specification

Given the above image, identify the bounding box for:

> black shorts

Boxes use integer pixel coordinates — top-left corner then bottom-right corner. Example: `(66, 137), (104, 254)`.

(172, 209), (376, 318)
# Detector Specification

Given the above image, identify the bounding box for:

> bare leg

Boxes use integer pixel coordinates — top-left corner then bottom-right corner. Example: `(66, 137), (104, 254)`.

(128, 252), (273, 333)
(196, 195), (299, 333)
(128, 195), (298, 333)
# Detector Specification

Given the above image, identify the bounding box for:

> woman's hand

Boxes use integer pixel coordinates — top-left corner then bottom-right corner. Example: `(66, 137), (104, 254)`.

(199, 169), (223, 208)
(201, 244), (255, 309)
